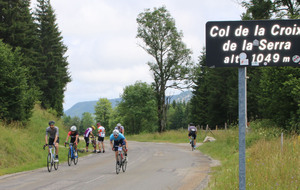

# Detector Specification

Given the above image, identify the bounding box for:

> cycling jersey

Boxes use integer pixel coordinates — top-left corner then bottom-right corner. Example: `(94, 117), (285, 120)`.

(110, 133), (125, 143)
(114, 126), (124, 134)
(68, 131), (79, 143)
(188, 126), (197, 132)
(46, 126), (59, 138)
(97, 126), (105, 137)
(84, 127), (92, 137)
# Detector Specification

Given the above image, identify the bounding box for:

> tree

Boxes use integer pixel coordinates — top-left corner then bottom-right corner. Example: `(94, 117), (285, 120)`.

(118, 81), (158, 134)
(241, 0), (300, 132)
(0, 41), (35, 122)
(35, 0), (71, 116)
(94, 98), (112, 129)
(81, 112), (95, 135)
(136, 6), (193, 132)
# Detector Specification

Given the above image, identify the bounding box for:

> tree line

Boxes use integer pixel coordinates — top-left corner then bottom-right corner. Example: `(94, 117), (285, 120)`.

(0, 0), (70, 123)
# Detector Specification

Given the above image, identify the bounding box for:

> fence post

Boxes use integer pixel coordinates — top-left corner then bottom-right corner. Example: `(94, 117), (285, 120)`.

(281, 133), (283, 152)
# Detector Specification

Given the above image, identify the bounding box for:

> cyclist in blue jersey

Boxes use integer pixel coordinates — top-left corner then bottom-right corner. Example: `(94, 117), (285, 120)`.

(110, 129), (128, 164)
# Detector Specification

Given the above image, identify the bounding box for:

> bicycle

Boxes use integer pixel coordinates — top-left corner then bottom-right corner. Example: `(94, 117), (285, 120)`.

(190, 136), (195, 151)
(65, 142), (78, 166)
(116, 146), (127, 174)
(43, 144), (59, 172)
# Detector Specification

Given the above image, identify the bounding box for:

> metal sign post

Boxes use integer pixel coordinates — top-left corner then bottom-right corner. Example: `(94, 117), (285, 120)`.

(238, 67), (247, 190)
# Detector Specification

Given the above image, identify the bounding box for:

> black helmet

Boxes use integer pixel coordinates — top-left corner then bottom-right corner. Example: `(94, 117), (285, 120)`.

(49, 121), (55, 125)
(189, 123), (194, 126)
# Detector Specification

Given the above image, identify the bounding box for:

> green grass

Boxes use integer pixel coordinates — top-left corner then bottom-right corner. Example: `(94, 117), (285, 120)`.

(127, 128), (191, 143)
(0, 104), (87, 176)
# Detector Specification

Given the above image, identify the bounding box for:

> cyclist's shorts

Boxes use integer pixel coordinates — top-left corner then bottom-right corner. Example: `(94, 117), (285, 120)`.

(188, 131), (197, 139)
(113, 140), (125, 151)
(98, 136), (104, 142)
(49, 137), (59, 145)
(84, 137), (89, 146)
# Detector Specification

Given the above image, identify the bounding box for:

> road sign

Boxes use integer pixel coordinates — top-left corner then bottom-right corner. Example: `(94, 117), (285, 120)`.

(206, 19), (300, 67)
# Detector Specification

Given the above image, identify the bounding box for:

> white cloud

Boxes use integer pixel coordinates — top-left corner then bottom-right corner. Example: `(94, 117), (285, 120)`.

(31, 0), (245, 110)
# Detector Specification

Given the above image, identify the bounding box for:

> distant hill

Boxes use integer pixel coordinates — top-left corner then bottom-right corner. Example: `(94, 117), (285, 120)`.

(64, 91), (192, 118)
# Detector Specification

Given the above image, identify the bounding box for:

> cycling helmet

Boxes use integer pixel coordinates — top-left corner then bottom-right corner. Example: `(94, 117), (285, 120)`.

(113, 129), (119, 136)
(49, 121), (55, 125)
(92, 126), (95, 130)
(70, 125), (76, 131)
(117, 123), (121, 127)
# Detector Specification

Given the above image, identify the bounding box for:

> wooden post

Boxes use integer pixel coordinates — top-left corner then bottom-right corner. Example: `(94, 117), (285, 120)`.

(225, 122), (227, 130)
(216, 125), (218, 131)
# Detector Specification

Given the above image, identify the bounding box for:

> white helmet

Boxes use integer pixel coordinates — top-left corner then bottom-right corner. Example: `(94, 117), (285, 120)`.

(70, 125), (77, 131)
(117, 123), (121, 127)
(113, 129), (119, 136)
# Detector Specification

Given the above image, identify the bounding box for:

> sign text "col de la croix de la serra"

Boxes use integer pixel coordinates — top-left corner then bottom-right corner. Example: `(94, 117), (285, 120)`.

(206, 20), (300, 68)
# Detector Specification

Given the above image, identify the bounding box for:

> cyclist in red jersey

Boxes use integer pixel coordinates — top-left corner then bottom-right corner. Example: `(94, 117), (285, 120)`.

(64, 126), (79, 156)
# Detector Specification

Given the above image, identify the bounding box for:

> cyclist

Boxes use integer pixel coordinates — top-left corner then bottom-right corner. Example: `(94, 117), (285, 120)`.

(114, 123), (125, 134)
(110, 129), (128, 164)
(84, 126), (96, 153)
(45, 121), (59, 162)
(97, 122), (105, 153)
(64, 125), (79, 156)
(188, 123), (197, 148)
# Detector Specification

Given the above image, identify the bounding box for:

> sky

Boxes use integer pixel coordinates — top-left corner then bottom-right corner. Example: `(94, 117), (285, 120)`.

(31, 0), (245, 111)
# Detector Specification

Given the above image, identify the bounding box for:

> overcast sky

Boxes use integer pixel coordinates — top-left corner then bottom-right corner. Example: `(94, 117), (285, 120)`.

(31, 0), (245, 111)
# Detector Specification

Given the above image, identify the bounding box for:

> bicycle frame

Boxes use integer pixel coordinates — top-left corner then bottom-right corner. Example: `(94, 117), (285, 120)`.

(66, 142), (78, 166)
(44, 144), (58, 172)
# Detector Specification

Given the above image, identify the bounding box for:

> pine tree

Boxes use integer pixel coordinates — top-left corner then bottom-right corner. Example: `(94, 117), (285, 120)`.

(35, 0), (71, 116)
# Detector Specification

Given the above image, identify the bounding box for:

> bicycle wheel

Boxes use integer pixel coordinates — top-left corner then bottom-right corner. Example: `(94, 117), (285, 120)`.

(47, 153), (52, 172)
(191, 137), (194, 151)
(68, 149), (72, 166)
(122, 156), (127, 172)
(74, 150), (78, 165)
(116, 155), (121, 174)
(54, 159), (59, 170)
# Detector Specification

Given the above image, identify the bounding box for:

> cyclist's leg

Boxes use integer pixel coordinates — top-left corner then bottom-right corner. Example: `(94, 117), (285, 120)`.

(122, 141), (127, 156)
(97, 136), (101, 152)
(55, 137), (59, 160)
(85, 137), (89, 152)
(48, 137), (54, 153)
(193, 133), (196, 147)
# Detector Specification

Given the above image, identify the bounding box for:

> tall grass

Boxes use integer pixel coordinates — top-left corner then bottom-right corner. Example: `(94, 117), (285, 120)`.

(0, 104), (70, 175)
(199, 122), (299, 190)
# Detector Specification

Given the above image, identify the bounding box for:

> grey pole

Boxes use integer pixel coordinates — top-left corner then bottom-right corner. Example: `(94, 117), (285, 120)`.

(238, 67), (246, 190)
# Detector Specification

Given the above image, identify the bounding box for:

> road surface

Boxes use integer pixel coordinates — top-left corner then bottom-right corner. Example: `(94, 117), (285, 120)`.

(0, 141), (218, 190)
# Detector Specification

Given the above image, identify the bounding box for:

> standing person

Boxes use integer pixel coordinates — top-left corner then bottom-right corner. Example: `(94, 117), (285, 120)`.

(64, 126), (79, 156)
(97, 122), (105, 153)
(115, 123), (125, 134)
(110, 129), (128, 164)
(84, 126), (96, 153)
(45, 121), (59, 161)
(188, 123), (197, 148)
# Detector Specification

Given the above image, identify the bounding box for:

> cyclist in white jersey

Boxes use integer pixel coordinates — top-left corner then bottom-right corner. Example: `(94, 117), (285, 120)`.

(97, 122), (105, 153)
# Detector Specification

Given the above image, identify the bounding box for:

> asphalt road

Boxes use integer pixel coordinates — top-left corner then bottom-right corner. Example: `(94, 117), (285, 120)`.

(0, 141), (217, 190)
